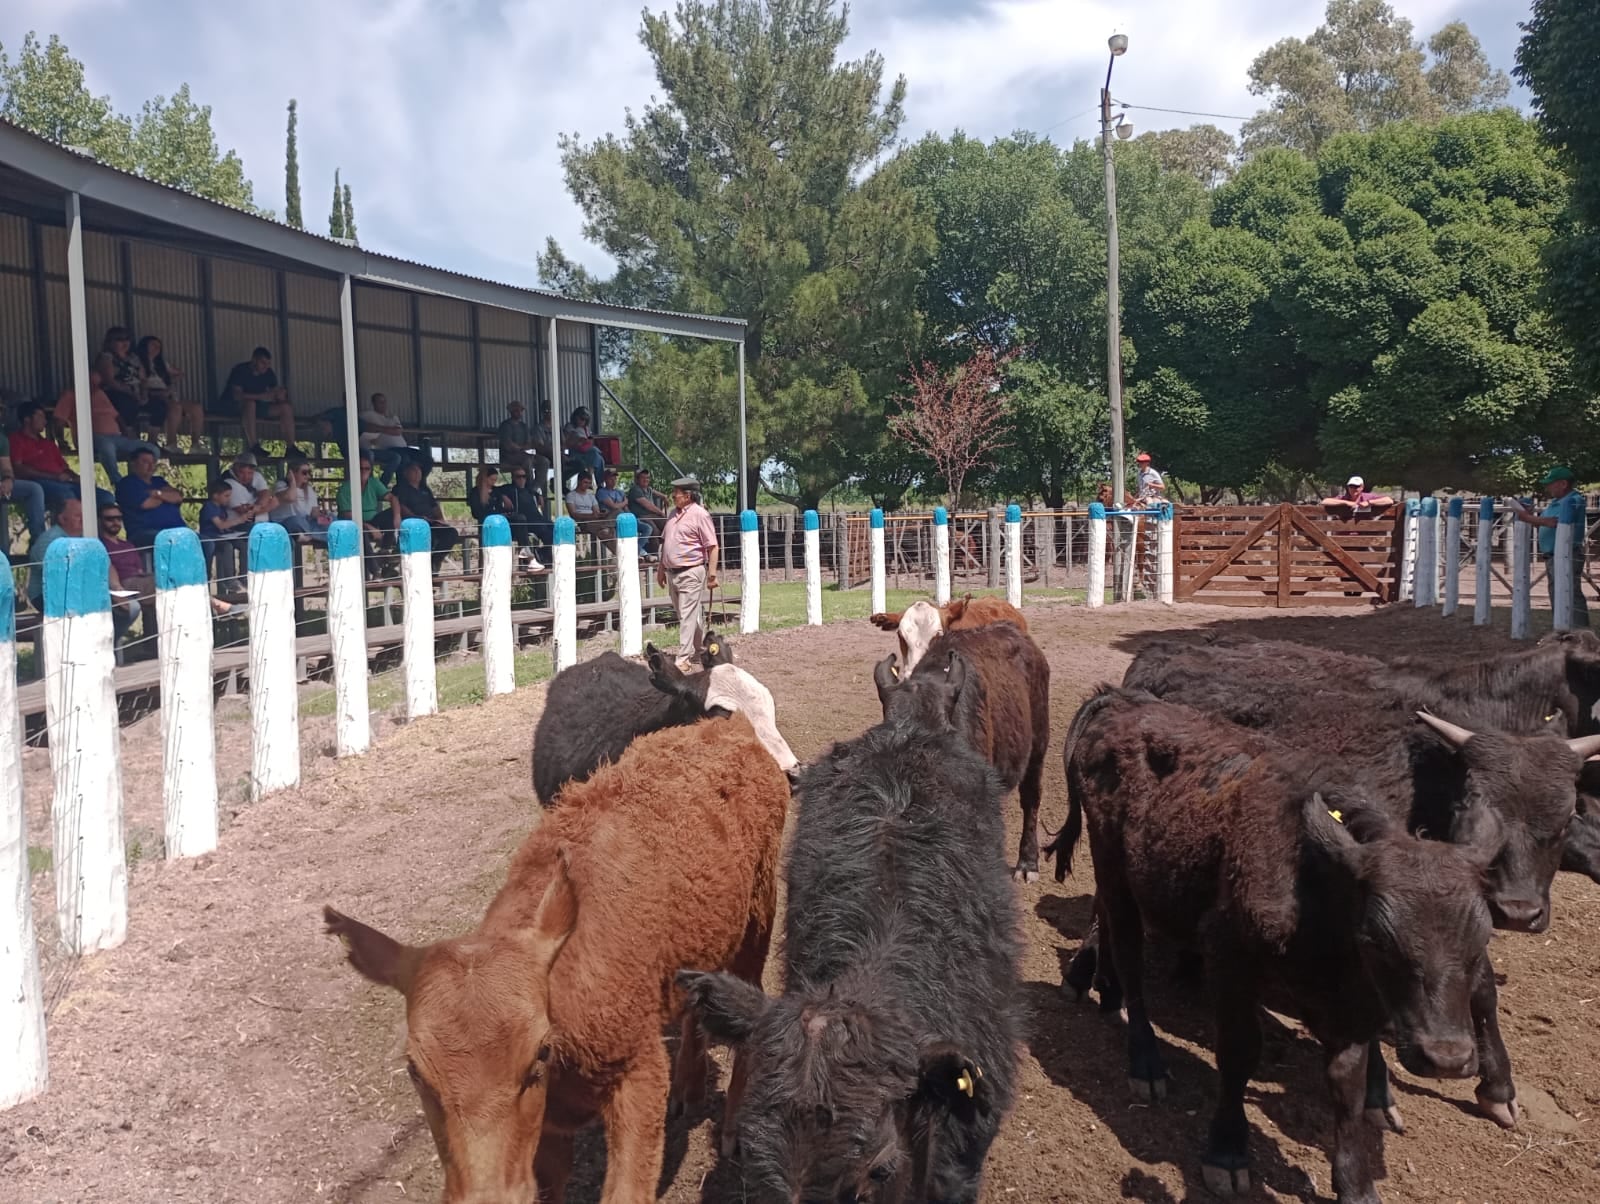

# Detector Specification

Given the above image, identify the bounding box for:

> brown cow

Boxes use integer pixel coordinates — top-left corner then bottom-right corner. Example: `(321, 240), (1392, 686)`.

(869, 593), (1028, 674)
(324, 715), (791, 1204)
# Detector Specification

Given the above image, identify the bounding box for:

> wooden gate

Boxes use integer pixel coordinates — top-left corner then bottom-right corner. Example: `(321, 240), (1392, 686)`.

(1176, 505), (1402, 607)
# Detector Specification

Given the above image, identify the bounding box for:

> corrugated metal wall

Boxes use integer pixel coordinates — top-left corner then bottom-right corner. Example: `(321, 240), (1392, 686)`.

(356, 328), (416, 417)
(286, 317), (344, 407)
(556, 320), (595, 417)
(478, 342), (536, 415)
(0, 214), (36, 394)
(419, 336), (475, 427)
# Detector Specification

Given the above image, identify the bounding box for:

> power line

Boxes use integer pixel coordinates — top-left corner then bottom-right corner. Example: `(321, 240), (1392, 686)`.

(1118, 101), (1254, 123)
(1041, 104), (1100, 135)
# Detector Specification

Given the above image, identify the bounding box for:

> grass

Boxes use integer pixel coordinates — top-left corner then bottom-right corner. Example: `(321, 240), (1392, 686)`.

(28, 846), (51, 875)
(722, 580), (1083, 632)
(300, 645), (556, 717)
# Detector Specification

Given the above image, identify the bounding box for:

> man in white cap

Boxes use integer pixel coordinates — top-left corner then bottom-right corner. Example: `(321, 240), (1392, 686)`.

(656, 476), (719, 670)
(1321, 475), (1394, 515)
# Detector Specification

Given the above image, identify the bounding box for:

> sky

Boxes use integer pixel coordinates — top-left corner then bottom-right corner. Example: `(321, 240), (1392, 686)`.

(5, 0), (1533, 291)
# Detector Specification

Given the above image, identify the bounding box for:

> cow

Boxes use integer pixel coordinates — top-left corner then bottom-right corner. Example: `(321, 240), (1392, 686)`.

(325, 714), (792, 1204)
(679, 694), (1021, 1204)
(873, 621), (1051, 880)
(869, 593), (1028, 674)
(530, 635), (798, 806)
(1056, 687), (1502, 1204)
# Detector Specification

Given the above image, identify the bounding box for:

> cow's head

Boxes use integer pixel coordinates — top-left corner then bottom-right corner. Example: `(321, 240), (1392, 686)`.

(868, 600), (944, 675)
(1302, 795), (1497, 1082)
(875, 647), (969, 732)
(647, 653), (799, 777)
(1563, 759), (1600, 884)
(678, 970), (993, 1203)
(700, 630), (735, 668)
(1412, 712), (1600, 932)
(324, 866), (577, 1203)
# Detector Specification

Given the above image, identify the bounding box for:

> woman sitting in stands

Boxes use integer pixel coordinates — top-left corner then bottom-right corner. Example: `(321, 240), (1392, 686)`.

(468, 466), (512, 525)
(137, 335), (207, 455)
(94, 326), (160, 437)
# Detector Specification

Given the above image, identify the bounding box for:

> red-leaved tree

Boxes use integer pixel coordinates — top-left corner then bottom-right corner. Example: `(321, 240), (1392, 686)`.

(889, 345), (1017, 508)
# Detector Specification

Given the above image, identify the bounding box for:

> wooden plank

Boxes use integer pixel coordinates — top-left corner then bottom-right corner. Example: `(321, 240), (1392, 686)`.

(1286, 507), (1386, 596)
(1277, 505), (1293, 606)
(1187, 591), (1372, 608)
(1178, 509), (1281, 599)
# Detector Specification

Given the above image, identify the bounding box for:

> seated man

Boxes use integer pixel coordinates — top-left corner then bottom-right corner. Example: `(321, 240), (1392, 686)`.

(495, 402), (532, 473)
(358, 392), (411, 480)
(10, 402), (82, 514)
(564, 470), (613, 554)
(28, 496), (141, 645)
(221, 452), (276, 529)
(335, 452), (398, 571)
(215, 346), (301, 459)
(0, 396), (48, 547)
(270, 457), (331, 542)
(115, 447), (189, 550)
(54, 370), (157, 486)
(596, 468), (635, 533)
(390, 459), (460, 575)
(198, 476), (251, 592)
(98, 502), (157, 639)
(1321, 475), (1395, 516)
(494, 464), (551, 563)
(627, 468), (666, 553)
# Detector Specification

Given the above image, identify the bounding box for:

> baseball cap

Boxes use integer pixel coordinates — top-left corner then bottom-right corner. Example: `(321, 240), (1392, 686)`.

(1346, 475), (1364, 488)
(1135, 453), (1152, 463)
(1539, 466), (1576, 486)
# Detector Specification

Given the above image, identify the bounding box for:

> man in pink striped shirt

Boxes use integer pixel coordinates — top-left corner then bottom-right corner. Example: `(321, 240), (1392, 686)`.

(655, 476), (720, 670)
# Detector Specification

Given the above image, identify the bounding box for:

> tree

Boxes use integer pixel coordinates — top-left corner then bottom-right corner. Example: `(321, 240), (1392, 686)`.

(1243, 1), (1511, 155)
(284, 99), (303, 229)
(889, 346), (1015, 507)
(1135, 124), (1237, 188)
(342, 183), (357, 245)
(1516, 0), (1600, 393)
(329, 169), (345, 239)
(130, 85), (257, 209)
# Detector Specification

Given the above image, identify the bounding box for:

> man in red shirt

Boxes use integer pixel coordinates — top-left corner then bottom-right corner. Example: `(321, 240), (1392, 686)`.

(10, 402), (81, 513)
(655, 475), (720, 670)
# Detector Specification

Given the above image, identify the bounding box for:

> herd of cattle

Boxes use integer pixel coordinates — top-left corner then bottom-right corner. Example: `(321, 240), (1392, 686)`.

(321, 598), (1600, 1204)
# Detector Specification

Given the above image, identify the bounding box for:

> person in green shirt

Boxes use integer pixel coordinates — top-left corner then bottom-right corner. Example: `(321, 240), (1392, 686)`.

(1509, 465), (1590, 627)
(336, 452), (397, 568)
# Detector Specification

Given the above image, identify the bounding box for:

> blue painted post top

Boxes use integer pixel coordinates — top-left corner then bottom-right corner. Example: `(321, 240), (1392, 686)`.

(1479, 496), (1495, 519)
(740, 509), (758, 533)
(483, 514), (513, 546)
(154, 527), (207, 590)
(1420, 497), (1439, 517)
(248, 522), (293, 573)
(1005, 504), (1022, 523)
(1157, 501), (1174, 521)
(399, 517), (433, 554)
(0, 550), (13, 642)
(44, 537), (111, 618)
(1448, 497), (1464, 518)
(554, 515), (576, 545)
(1088, 502), (1107, 520)
(615, 513), (638, 540)
(869, 508), (884, 529)
(933, 506), (948, 527)
(327, 519), (362, 560)
(803, 509), (819, 532)
(1405, 498), (1421, 517)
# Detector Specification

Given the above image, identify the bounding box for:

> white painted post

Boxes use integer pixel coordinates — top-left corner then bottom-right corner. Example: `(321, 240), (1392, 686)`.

(804, 509), (823, 625)
(398, 517), (438, 719)
(1087, 502), (1107, 608)
(869, 508), (886, 616)
(1511, 516), (1532, 640)
(481, 514), (516, 691)
(552, 515), (577, 671)
(932, 507), (951, 606)
(326, 520), (371, 755)
(1553, 492), (1580, 632)
(154, 528), (218, 859)
(43, 538), (127, 954)
(614, 512), (643, 657)
(740, 509), (761, 635)
(248, 524), (300, 799)
(1005, 504), (1023, 607)
(1415, 497), (1438, 608)
(1399, 499), (1419, 603)
(1442, 497), (1463, 617)
(0, 555), (47, 1108)
(1157, 502), (1175, 605)
(1474, 498), (1493, 626)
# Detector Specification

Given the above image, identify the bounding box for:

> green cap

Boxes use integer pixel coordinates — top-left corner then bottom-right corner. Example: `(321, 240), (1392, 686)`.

(1539, 466), (1576, 486)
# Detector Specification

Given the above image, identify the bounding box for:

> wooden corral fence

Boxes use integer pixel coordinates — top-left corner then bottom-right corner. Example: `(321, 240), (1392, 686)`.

(1176, 505), (1403, 607)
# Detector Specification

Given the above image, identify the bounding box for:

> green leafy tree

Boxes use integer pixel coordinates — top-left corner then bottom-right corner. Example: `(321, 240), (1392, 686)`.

(130, 85), (256, 209)
(284, 99), (303, 229)
(329, 169), (345, 238)
(1135, 124), (1237, 188)
(0, 32), (132, 167)
(342, 182), (357, 244)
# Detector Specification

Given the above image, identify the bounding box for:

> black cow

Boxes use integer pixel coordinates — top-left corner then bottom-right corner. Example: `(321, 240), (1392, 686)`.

(679, 702), (1021, 1204)
(1059, 687), (1501, 1204)
(874, 621), (1051, 880)
(530, 636), (735, 805)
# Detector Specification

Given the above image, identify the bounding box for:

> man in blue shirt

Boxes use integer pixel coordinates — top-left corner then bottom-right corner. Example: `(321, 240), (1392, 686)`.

(1510, 465), (1590, 627)
(115, 448), (188, 551)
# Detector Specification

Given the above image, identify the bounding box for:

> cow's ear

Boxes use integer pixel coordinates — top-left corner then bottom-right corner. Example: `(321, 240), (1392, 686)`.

(649, 648), (690, 696)
(1449, 803), (1508, 875)
(913, 1042), (991, 1124)
(324, 907), (424, 998)
(524, 858), (578, 974)
(677, 970), (770, 1043)
(1301, 793), (1364, 871)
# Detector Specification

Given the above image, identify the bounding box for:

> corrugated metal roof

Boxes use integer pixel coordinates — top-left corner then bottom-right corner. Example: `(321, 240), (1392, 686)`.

(0, 116), (746, 341)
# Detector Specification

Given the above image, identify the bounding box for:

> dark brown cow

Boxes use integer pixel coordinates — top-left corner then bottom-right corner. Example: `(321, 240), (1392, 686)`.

(325, 716), (791, 1204)
(1058, 687), (1501, 1204)
(869, 594), (1029, 673)
(874, 621), (1051, 880)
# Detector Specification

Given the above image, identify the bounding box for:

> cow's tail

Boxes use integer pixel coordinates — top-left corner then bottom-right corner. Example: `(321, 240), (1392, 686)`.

(1044, 684), (1119, 882)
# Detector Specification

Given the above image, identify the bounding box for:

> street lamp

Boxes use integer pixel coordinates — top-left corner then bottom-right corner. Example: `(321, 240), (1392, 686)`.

(1100, 32), (1129, 594)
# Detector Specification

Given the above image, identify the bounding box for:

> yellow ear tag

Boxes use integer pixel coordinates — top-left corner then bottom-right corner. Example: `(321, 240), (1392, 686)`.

(1328, 809), (1344, 824)
(1544, 713), (1558, 723)
(955, 1070), (974, 1098)
(707, 642), (719, 657)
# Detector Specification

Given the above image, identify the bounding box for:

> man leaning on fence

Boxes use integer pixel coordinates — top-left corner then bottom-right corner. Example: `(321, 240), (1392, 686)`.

(1509, 465), (1591, 627)
(656, 476), (719, 671)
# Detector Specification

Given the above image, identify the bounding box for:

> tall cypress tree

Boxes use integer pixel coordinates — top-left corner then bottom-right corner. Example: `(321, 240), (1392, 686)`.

(283, 99), (303, 229)
(328, 168), (344, 238)
(342, 182), (357, 245)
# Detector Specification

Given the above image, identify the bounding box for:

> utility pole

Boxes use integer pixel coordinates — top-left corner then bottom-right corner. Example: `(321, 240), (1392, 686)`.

(1101, 32), (1130, 517)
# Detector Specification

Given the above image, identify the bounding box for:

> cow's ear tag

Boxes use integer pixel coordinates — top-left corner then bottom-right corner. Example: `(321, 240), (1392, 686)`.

(1544, 712), (1558, 723)
(955, 1070), (974, 1098)
(1328, 809), (1344, 824)
(708, 642), (720, 657)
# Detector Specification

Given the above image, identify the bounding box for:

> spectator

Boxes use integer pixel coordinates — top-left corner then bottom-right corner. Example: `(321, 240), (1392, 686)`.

(98, 502), (157, 639)
(270, 458), (331, 542)
(565, 470), (601, 522)
(336, 452), (398, 567)
(561, 406), (605, 479)
(54, 370), (156, 485)
(533, 410), (557, 481)
(596, 468), (629, 519)
(655, 476), (719, 670)
(136, 335), (206, 454)
(199, 476), (251, 592)
(1320, 475), (1395, 516)
(10, 402), (82, 513)
(0, 396), (47, 548)
(94, 326), (158, 434)
(221, 451), (275, 527)
(358, 392), (410, 480)
(626, 467), (666, 552)
(496, 402), (534, 474)
(27, 496), (140, 644)
(390, 459), (460, 574)
(115, 447), (188, 550)
(468, 466), (511, 525)
(1509, 466), (1591, 628)
(215, 346), (301, 459)
(495, 464), (551, 562)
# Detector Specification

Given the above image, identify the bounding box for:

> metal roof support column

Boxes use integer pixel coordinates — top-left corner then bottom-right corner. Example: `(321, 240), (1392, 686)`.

(737, 339), (749, 513)
(338, 274), (364, 576)
(548, 316), (563, 519)
(64, 192), (97, 510)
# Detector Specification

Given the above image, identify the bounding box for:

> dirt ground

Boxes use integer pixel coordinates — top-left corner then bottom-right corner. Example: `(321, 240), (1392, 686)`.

(4, 601), (1598, 1203)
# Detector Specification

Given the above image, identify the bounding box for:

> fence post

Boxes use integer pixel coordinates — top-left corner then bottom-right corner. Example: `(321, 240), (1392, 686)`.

(45, 538), (127, 954)
(1087, 502), (1107, 608)
(1442, 498), (1463, 617)
(248, 523), (299, 802)
(482, 514), (517, 689)
(612, 513), (642, 657)
(869, 508), (886, 615)
(933, 507), (951, 605)
(986, 506), (1001, 589)
(154, 528), (218, 860)
(804, 509), (822, 626)
(1553, 492), (1581, 632)
(1474, 498), (1493, 626)
(1005, 504), (1023, 607)
(1511, 516), (1532, 640)
(1157, 502), (1175, 604)
(326, 521), (371, 756)
(1415, 497), (1438, 608)
(741, 509), (761, 635)
(1398, 499), (1419, 602)
(398, 518), (438, 719)
(0, 554), (47, 1108)
(552, 515), (577, 671)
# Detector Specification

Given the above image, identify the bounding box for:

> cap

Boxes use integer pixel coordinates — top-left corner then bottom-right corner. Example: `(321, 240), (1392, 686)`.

(671, 476), (701, 490)
(1539, 466), (1576, 486)
(1346, 475), (1364, 488)
(233, 451), (258, 467)
(1135, 453), (1152, 463)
